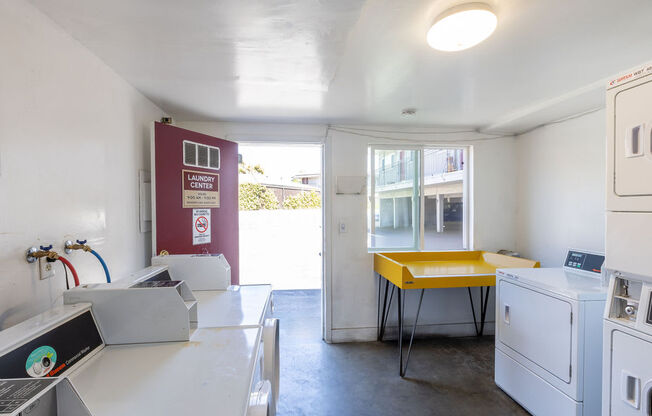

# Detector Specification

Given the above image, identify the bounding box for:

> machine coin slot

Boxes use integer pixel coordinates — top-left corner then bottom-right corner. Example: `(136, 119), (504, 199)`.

(610, 277), (643, 323)
(626, 124), (645, 158)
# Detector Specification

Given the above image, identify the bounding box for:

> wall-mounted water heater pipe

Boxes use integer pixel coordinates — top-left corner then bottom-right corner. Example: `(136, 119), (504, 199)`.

(64, 240), (111, 283)
(26, 245), (80, 287)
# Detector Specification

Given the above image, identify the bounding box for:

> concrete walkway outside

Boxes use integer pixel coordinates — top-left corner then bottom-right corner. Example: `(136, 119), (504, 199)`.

(239, 209), (322, 290)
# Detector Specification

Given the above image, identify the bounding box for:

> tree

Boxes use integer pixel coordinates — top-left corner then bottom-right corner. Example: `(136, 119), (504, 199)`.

(239, 162), (265, 175)
(283, 191), (321, 209)
(239, 183), (279, 210)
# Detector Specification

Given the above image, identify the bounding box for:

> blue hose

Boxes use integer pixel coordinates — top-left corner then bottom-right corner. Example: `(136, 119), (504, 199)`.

(90, 250), (111, 283)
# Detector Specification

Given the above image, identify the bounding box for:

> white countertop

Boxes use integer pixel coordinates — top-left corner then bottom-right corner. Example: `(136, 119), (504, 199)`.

(194, 284), (272, 328)
(497, 268), (608, 301)
(69, 326), (261, 416)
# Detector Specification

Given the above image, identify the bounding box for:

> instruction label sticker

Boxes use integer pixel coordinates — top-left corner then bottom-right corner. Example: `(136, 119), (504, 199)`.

(0, 378), (56, 414)
(182, 170), (220, 208)
(192, 209), (211, 245)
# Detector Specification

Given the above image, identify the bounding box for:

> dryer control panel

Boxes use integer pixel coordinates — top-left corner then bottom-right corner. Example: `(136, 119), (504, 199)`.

(564, 250), (604, 274)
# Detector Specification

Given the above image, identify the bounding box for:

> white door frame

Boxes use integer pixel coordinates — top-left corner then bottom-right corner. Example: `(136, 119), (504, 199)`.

(234, 139), (329, 341)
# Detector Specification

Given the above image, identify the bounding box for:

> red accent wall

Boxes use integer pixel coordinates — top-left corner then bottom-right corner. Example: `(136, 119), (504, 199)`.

(154, 122), (239, 284)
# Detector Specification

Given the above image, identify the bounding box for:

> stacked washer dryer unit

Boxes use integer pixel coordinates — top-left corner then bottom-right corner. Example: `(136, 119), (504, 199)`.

(603, 62), (652, 416)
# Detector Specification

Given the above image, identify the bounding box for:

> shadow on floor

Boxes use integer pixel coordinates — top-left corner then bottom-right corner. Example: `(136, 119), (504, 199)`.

(274, 289), (529, 416)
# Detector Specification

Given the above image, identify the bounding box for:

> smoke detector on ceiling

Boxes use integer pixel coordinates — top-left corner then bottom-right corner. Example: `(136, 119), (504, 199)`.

(401, 108), (417, 117)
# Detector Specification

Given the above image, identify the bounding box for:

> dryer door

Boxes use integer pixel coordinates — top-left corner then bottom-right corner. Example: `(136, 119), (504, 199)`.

(609, 330), (652, 415)
(613, 80), (652, 199)
(498, 280), (574, 383)
(263, 318), (280, 408)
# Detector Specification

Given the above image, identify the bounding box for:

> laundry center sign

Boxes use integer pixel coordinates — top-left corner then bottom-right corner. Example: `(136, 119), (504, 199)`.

(182, 169), (220, 208)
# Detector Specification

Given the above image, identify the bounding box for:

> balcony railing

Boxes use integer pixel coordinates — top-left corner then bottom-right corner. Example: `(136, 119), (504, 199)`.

(375, 149), (463, 187)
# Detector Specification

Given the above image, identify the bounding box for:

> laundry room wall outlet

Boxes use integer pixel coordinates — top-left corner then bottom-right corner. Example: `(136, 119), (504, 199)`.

(39, 258), (55, 280)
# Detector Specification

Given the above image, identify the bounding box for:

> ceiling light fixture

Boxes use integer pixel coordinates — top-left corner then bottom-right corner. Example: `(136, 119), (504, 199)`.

(427, 3), (497, 52)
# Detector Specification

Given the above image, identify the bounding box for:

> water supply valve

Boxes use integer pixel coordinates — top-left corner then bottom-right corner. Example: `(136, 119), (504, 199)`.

(64, 239), (91, 254)
(26, 245), (57, 263)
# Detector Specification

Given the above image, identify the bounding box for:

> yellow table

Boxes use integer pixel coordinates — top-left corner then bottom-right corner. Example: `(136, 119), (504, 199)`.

(374, 251), (539, 376)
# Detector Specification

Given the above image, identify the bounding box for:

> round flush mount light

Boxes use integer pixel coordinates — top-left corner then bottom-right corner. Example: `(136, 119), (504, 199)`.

(427, 3), (497, 52)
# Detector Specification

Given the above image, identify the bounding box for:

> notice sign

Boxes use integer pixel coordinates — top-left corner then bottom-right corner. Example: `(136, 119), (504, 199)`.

(182, 169), (220, 208)
(192, 209), (211, 245)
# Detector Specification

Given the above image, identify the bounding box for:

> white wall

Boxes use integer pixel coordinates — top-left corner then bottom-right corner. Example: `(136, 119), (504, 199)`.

(0, 0), (165, 329)
(515, 110), (606, 266)
(180, 121), (518, 342)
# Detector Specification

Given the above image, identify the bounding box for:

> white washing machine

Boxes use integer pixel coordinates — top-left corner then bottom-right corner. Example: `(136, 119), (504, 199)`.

(0, 302), (274, 416)
(495, 250), (607, 416)
(133, 265), (280, 409)
(63, 266), (280, 415)
(603, 274), (652, 415)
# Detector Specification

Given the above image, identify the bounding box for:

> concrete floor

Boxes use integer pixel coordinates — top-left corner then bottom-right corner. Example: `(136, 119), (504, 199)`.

(275, 289), (529, 416)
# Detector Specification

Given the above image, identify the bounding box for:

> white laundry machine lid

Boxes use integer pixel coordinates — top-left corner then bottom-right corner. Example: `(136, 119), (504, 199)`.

(497, 268), (607, 300)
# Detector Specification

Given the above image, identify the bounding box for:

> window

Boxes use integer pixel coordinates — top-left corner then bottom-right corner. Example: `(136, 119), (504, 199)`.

(183, 140), (220, 170)
(368, 146), (469, 251)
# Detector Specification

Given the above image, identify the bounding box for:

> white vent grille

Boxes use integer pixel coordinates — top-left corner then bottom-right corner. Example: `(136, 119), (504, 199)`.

(183, 140), (220, 171)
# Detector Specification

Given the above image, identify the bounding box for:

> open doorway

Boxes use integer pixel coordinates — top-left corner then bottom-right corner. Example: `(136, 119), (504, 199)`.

(238, 144), (322, 290)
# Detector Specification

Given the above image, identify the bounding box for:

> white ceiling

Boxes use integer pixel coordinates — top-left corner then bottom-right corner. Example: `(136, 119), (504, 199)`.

(29, 0), (652, 132)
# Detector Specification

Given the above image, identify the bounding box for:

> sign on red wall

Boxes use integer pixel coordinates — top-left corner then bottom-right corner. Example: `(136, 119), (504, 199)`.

(153, 122), (239, 283)
(182, 169), (220, 208)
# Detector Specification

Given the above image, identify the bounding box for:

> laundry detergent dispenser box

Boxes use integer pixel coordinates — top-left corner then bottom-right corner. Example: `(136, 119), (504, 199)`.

(64, 266), (197, 344)
(151, 253), (231, 290)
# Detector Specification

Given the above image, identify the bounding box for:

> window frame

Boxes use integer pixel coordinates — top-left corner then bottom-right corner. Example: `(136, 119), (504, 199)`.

(368, 144), (470, 253)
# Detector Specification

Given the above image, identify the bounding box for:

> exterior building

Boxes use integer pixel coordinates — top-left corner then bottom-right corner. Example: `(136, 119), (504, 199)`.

(291, 173), (321, 189)
(372, 149), (464, 235)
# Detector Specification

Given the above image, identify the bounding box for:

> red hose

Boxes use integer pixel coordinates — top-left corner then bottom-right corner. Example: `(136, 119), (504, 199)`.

(58, 256), (80, 287)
